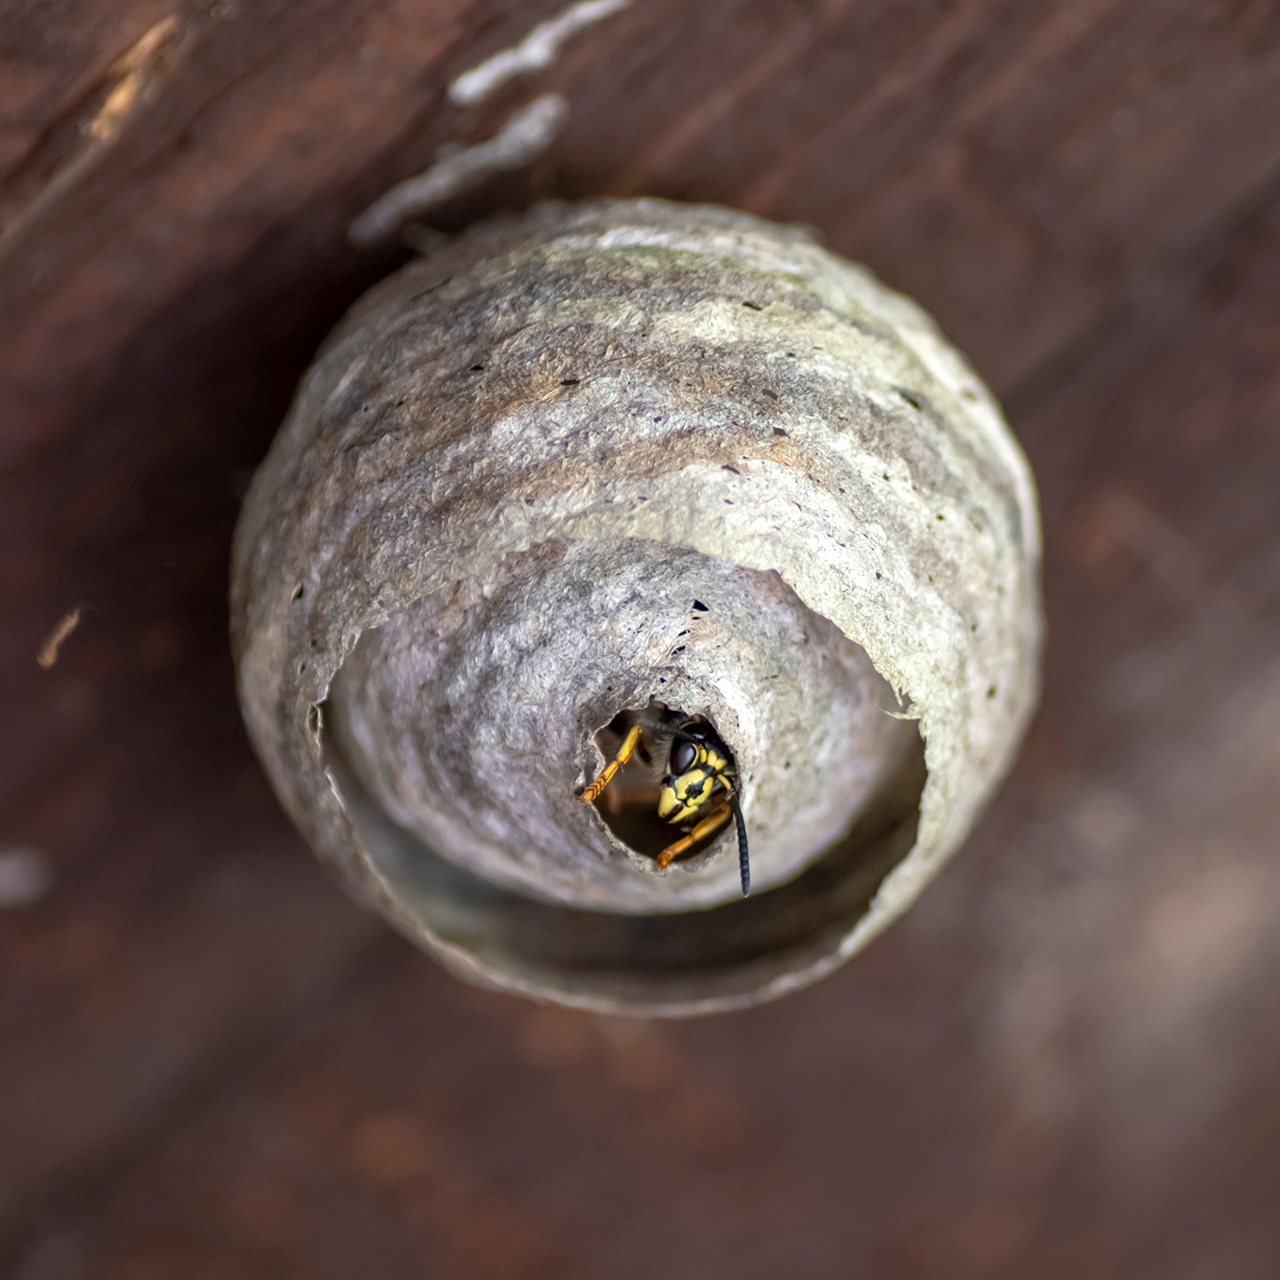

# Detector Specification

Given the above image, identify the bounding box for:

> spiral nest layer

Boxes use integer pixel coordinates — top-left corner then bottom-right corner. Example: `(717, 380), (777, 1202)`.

(231, 198), (1041, 1014)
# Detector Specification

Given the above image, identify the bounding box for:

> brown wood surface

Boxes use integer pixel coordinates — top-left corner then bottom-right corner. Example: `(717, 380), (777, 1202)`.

(3, 1), (1279, 1276)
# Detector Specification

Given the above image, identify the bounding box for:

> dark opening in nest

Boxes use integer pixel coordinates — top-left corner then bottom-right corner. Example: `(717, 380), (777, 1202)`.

(588, 700), (737, 864)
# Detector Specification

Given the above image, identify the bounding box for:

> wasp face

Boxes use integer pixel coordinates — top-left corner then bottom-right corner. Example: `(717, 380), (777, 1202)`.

(657, 733), (734, 824)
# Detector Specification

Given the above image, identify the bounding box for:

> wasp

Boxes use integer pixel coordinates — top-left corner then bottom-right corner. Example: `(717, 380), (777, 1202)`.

(579, 703), (750, 896)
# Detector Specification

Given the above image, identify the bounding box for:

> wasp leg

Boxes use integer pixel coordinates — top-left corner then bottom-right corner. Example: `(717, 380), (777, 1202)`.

(579, 722), (643, 804)
(656, 801), (733, 868)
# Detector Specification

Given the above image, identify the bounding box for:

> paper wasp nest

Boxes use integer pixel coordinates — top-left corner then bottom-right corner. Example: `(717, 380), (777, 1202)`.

(231, 199), (1041, 1015)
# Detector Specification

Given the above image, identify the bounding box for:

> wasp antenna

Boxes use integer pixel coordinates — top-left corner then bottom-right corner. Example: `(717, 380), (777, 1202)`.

(731, 795), (750, 896)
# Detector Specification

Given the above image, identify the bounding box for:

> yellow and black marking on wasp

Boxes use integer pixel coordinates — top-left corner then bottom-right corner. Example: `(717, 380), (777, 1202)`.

(580, 703), (750, 896)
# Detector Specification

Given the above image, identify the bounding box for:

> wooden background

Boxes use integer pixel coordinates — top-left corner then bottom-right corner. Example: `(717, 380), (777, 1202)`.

(3, 1), (1280, 1276)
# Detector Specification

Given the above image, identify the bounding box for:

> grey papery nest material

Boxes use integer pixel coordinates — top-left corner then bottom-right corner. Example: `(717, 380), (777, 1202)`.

(231, 199), (1041, 1015)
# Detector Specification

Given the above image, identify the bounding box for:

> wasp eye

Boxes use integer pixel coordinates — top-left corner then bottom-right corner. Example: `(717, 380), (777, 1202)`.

(670, 740), (697, 775)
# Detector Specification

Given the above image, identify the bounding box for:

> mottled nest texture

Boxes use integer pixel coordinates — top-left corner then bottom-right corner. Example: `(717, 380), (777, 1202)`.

(231, 198), (1041, 1015)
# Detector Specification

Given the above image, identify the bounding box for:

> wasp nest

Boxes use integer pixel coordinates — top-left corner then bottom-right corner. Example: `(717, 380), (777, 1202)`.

(231, 199), (1041, 1015)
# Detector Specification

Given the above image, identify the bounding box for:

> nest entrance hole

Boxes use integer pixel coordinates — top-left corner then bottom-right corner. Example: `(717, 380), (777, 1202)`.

(320, 680), (928, 1004)
(588, 700), (736, 865)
